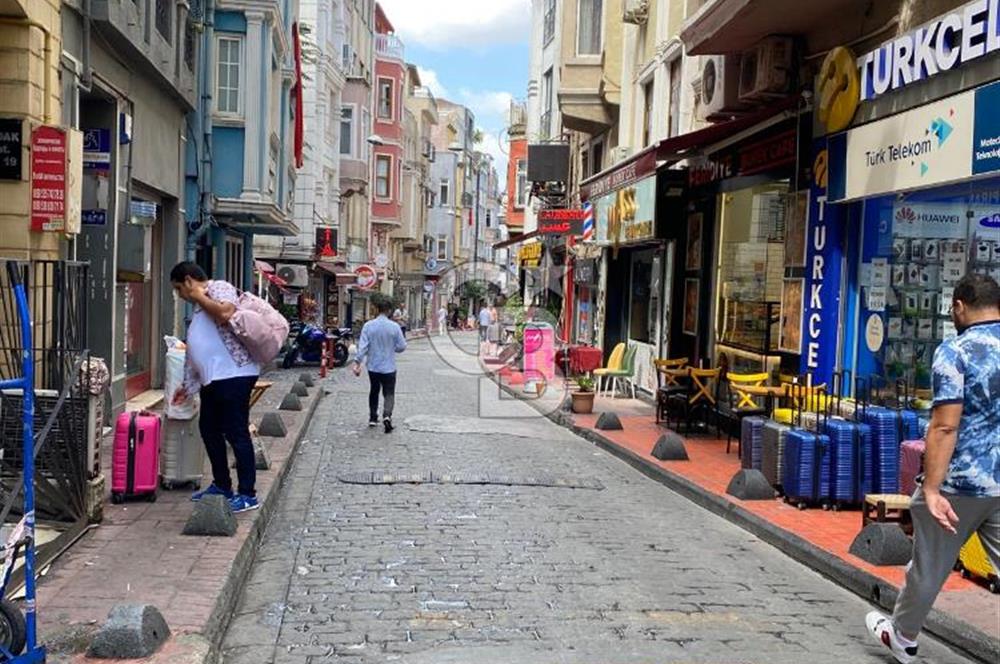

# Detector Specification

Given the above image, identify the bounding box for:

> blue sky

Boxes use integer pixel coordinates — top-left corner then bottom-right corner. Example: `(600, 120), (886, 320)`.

(379, 0), (531, 177)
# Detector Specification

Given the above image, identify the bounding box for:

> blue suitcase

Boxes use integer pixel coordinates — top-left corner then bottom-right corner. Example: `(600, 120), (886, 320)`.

(740, 416), (765, 470)
(783, 426), (831, 509)
(823, 417), (871, 506)
(861, 406), (903, 494)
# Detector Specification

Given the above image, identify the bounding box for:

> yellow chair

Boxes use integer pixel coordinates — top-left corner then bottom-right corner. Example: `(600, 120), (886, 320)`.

(721, 372), (770, 454)
(593, 343), (626, 399)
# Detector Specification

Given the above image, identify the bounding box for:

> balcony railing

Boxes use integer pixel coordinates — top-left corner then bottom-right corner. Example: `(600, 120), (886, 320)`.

(376, 33), (405, 60)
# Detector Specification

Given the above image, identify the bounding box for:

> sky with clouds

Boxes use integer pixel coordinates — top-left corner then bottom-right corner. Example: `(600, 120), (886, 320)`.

(378, 0), (531, 181)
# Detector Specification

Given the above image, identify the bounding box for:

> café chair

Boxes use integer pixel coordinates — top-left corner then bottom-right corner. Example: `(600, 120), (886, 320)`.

(593, 342), (626, 399)
(654, 358), (688, 423)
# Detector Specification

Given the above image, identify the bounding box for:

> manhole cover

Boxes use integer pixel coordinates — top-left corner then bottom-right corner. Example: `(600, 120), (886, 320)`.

(338, 471), (603, 490)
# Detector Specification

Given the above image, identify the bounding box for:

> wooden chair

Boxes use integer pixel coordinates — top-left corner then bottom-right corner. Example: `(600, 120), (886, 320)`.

(654, 358), (688, 423)
(668, 367), (720, 433)
(717, 372), (770, 454)
(593, 342), (626, 398)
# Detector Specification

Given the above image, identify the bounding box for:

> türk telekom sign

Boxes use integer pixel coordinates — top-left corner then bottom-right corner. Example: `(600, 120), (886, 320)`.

(858, 0), (1000, 101)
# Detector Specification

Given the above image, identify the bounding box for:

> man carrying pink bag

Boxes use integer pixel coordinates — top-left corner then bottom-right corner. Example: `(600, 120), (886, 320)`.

(169, 261), (288, 513)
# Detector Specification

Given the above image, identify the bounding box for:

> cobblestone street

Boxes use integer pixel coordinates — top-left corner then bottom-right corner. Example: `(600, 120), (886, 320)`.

(220, 335), (979, 664)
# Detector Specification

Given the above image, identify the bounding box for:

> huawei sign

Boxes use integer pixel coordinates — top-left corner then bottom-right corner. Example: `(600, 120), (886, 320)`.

(895, 207), (917, 223)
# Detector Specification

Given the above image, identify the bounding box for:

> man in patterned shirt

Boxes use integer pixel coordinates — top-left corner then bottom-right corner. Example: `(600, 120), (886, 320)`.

(868, 273), (1000, 663)
(170, 262), (261, 513)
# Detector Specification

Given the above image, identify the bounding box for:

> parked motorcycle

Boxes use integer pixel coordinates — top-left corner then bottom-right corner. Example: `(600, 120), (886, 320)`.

(282, 323), (330, 369)
(329, 327), (353, 367)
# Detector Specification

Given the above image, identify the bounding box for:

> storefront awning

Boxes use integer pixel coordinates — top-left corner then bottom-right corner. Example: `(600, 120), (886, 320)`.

(493, 229), (539, 250)
(654, 95), (803, 163)
(313, 262), (357, 285)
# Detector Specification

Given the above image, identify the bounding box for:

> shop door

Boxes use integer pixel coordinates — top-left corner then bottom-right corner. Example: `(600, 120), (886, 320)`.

(123, 279), (152, 399)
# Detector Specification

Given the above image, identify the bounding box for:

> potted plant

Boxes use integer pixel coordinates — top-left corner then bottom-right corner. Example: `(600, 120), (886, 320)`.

(571, 376), (596, 414)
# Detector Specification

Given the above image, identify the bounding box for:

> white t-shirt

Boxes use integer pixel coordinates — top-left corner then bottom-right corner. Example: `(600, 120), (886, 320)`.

(185, 281), (260, 388)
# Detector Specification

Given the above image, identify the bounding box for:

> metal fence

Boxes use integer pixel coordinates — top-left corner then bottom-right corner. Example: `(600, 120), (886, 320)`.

(0, 259), (92, 591)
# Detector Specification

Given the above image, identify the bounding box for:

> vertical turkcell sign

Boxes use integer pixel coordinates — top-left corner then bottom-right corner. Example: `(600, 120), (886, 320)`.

(801, 139), (845, 386)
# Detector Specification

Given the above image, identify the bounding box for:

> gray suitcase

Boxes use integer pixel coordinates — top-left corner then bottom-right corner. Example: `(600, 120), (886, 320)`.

(761, 420), (791, 489)
(160, 418), (205, 490)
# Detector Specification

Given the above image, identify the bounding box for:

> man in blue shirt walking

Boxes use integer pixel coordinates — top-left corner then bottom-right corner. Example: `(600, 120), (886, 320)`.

(867, 273), (1000, 664)
(353, 298), (407, 432)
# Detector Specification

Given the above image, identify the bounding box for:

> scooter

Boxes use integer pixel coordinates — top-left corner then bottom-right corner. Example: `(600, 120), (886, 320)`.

(328, 327), (353, 367)
(282, 323), (330, 369)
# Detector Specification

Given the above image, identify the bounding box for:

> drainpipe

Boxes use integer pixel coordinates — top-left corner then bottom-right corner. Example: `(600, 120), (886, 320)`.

(80, 0), (93, 92)
(0, 17), (55, 124)
(186, 0), (215, 260)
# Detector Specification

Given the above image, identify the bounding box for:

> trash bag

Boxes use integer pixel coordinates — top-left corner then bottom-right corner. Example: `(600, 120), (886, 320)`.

(164, 336), (199, 420)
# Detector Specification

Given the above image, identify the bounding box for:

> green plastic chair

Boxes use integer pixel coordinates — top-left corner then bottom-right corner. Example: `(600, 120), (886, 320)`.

(604, 344), (638, 399)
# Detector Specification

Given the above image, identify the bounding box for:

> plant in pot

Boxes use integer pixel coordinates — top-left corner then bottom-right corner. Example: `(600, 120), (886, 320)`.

(571, 376), (596, 414)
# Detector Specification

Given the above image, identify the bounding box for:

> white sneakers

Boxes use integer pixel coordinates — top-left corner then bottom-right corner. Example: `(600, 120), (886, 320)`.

(866, 611), (919, 664)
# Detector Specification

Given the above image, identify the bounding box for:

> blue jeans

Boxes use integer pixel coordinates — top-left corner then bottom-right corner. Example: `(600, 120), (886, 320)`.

(199, 375), (258, 496)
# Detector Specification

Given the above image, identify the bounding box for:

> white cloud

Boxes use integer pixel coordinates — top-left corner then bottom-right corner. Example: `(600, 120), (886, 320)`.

(459, 89), (513, 119)
(378, 0), (530, 50)
(416, 67), (449, 98)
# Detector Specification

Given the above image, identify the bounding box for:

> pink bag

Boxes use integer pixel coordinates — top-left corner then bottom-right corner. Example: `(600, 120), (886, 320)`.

(229, 291), (290, 365)
(899, 439), (926, 496)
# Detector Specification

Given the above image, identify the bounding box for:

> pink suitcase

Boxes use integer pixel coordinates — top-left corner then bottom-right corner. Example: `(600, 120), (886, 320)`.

(899, 439), (926, 496)
(111, 411), (161, 503)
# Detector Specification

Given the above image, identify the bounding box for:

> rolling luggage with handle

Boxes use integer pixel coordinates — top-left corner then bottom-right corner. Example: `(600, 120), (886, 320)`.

(740, 416), (765, 470)
(112, 411), (160, 503)
(899, 439), (926, 497)
(160, 418), (205, 490)
(761, 419), (790, 489)
(822, 371), (870, 507)
(783, 383), (831, 509)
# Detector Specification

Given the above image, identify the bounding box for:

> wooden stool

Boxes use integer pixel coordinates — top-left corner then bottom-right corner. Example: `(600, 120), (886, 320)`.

(250, 380), (273, 409)
(863, 494), (913, 535)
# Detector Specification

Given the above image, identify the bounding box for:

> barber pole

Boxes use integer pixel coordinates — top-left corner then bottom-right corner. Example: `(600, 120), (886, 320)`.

(582, 201), (594, 242)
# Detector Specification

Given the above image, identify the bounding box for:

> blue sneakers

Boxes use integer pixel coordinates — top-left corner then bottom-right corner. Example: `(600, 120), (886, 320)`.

(191, 484), (234, 502)
(229, 494), (259, 513)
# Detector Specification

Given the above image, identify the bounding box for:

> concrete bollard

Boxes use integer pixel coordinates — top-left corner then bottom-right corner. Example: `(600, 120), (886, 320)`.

(87, 604), (171, 658)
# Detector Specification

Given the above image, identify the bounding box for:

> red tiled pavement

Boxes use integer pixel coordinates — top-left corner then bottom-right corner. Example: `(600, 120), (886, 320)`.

(501, 373), (1000, 642)
(32, 372), (323, 662)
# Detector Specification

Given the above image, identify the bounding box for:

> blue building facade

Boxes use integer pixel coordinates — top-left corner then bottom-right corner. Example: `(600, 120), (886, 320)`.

(186, 0), (301, 289)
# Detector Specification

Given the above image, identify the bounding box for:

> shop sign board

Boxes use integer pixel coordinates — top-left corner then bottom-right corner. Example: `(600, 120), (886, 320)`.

(354, 264), (377, 289)
(518, 242), (543, 268)
(890, 202), (969, 239)
(315, 226), (338, 258)
(801, 139), (846, 386)
(538, 208), (585, 235)
(857, 0), (1000, 102)
(593, 175), (656, 247)
(831, 80), (1000, 201)
(580, 149), (656, 201)
(82, 128), (111, 170)
(574, 259), (596, 284)
(30, 125), (67, 232)
(0, 118), (22, 180)
(687, 127), (798, 187)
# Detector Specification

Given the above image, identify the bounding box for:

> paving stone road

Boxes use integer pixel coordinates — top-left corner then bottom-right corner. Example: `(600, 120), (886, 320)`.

(221, 333), (979, 664)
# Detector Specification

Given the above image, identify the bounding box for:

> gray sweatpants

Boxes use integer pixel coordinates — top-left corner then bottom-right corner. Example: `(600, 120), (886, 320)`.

(892, 488), (1000, 637)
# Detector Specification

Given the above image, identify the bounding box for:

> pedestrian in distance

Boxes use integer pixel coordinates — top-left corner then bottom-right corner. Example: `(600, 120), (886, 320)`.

(867, 273), (1000, 664)
(437, 304), (448, 336)
(169, 262), (260, 513)
(353, 296), (407, 433)
(400, 305), (409, 337)
(478, 303), (491, 343)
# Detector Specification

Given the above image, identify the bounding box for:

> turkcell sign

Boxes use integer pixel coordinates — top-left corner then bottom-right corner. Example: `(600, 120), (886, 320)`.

(801, 139), (844, 386)
(858, 0), (1000, 101)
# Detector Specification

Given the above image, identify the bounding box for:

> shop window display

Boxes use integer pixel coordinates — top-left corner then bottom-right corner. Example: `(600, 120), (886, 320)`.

(714, 183), (790, 373)
(857, 179), (1000, 395)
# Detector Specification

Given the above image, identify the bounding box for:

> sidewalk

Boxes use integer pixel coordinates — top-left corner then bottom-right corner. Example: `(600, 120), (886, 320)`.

(491, 369), (1000, 663)
(35, 369), (325, 663)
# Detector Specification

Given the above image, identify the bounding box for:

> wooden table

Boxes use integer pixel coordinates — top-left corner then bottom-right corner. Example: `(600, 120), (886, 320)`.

(863, 493), (913, 535)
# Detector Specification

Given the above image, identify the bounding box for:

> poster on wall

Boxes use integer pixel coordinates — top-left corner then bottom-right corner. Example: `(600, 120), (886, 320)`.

(784, 190), (808, 267)
(683, 278), (699, 336)
(779, 278), (804, 353)
(685, 213), (702, 271)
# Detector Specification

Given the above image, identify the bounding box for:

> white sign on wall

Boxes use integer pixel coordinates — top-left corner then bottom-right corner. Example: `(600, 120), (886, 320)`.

(840, 90), (976, 201)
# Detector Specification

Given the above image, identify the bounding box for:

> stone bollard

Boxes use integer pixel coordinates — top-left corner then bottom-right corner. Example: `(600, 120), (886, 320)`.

(651, 432), (689, 461)
(258, 412), (288, 437)
(725, 469), (776, 500)
(279, 392), (303, 411)
(290, 382), (309, 397)
(849, 523), (913, 566)
(298, 373), (315, 387)
(595, 412), (623, 430)
(87, 604), (171, 658)
(183, 494), (237, 537)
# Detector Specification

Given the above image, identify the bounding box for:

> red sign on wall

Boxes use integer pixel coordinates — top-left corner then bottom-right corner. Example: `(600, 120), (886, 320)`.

(538, 208), (586, 235)
(30, 125), (67, 232)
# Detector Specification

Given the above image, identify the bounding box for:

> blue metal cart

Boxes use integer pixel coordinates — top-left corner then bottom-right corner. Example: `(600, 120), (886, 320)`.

(0, 262), (47, 662)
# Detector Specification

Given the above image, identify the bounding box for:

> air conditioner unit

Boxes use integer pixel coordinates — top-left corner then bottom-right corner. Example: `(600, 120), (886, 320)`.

(699, 55), (745, 122)
(739, 36), (794, 102)
(276, 263), (310, 287)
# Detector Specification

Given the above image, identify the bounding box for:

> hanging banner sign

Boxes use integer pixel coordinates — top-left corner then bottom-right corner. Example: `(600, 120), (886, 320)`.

(538, 208), (586, 235)
(30, 125), (67, 232)
(800, 139), (846, 386)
